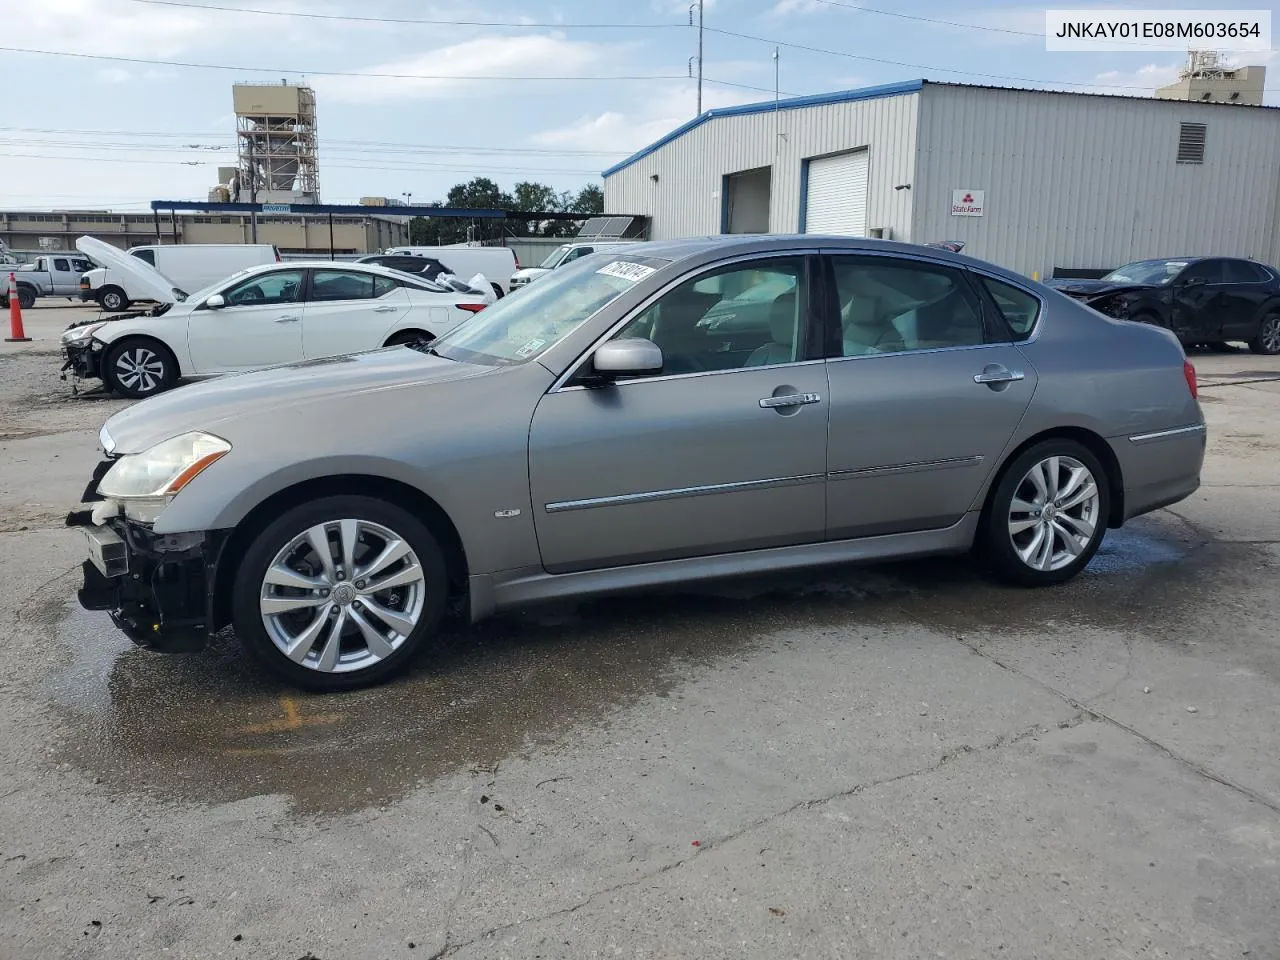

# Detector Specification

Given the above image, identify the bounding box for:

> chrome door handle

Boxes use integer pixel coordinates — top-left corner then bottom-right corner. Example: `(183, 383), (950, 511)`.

(274, 315), (301, 323)
(372, 305), (398, 313)
(973, 368), (1024, 384)
(759, 392), (821, 409)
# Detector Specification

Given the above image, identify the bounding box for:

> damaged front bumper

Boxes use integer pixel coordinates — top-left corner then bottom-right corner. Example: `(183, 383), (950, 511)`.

(61, 338), (104, 385)
(68, 462), (229, 652)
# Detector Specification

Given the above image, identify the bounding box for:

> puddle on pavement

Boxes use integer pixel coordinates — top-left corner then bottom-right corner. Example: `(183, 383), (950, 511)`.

(40, 513), (1223, 816)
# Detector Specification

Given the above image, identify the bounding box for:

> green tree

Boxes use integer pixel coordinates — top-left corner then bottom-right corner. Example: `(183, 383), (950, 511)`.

(571, 184), (604, 214)
(406, 178), (606, 245)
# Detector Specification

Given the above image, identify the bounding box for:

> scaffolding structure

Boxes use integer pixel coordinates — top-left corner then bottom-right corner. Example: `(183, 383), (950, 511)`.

(233, 81), (320, 204)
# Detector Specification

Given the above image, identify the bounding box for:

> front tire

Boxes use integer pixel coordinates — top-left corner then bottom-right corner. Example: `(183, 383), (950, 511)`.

(103, 338), (178, 398)
(17, 286), (35, 310)
(232, 496), (450, 691)
(99, 287), (128, 312)
(981, 440), (1110, 587)
(1250, 315), (1280, 355)
(490, 282), (505, 300)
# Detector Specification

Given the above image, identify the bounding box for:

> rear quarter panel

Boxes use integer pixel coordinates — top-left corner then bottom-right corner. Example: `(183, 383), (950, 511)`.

(1012, 295), (1204, 518)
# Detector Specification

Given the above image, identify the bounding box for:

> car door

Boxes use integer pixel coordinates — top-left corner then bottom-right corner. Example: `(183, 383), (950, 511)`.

(1219, 260), (1273, 341)
(528, 255), (830, 573)
(52, 257), (75, 295)
(301, 269), (412, 358)
(1170, 260), (1225, 342)
(186, 268), (305, 374)
(822, 254), (1039, 540)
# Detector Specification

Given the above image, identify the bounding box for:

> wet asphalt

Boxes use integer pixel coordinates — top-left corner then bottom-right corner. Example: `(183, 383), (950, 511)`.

(2, 309), (1280, 959)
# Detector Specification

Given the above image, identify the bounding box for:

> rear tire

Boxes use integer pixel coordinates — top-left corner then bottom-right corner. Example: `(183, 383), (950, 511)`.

(1249, 315), (1280, 355)
(384, 329), (431, 347)
(981, 439), (1110, 587)
(99, 287), (128, 312)
(232, 495), (450, 691)
(103, 338), (178, 398)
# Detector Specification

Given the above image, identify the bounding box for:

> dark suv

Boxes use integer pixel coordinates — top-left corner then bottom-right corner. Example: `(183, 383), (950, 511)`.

(1049, 257), (1280, 354)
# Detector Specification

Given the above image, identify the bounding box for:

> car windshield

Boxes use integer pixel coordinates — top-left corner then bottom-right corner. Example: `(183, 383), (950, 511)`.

(539, 245), (571, 269)
(1102, 259), (1189, 286)
(431, 254), (670, 366)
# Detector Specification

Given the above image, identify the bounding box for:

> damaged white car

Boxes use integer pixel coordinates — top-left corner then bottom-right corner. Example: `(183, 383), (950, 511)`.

(61, 237), (491, 398)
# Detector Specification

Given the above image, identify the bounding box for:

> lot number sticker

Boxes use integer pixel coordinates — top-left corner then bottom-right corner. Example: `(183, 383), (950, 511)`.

(597, 261), (656, 283)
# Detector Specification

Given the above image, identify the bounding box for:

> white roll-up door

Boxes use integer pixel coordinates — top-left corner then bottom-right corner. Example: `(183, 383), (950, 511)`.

(804, 150), (868, 236)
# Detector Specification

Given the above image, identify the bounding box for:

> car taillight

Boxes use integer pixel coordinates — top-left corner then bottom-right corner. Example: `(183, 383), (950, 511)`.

(1184, 359), (1198, 399)
(514, 253), (521, 269)
(456, 303), (486, 314)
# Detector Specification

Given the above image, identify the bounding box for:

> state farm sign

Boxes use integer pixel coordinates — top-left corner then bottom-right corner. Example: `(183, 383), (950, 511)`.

(951, 189), (985, 217)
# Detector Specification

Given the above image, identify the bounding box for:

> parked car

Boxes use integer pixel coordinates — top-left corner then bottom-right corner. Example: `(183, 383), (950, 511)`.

(61, 237), (487, 399)
(79, 242), (280, 312)
(0, 253), (95, 308)
(1047, 256), (1280, 354)
(70, 236), (1205, 691)
(355, 253), (449, 279)
(382, 246), (518, 298)
(509, 241), (639, 288)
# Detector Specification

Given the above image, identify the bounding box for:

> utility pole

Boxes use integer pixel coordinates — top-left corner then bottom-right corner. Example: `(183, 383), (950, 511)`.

(247, 133), (258, 243)
(774, 47), (781, 155)
(690, 0), (704, 116)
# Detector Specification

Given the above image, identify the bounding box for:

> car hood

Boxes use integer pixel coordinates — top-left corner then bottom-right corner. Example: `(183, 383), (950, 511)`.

(101, 347), (496, 454)
(1046, 278), (1158, 299)
(511, 267), (550, 281)
(75, 236), (185, 304)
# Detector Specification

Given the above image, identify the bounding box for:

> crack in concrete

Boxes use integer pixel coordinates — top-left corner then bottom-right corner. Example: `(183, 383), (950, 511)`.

(950, 635), (1280, 818)
(422, 716), (1075, 958)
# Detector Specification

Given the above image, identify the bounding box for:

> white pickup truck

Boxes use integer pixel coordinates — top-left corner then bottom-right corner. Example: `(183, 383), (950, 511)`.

(0, 254), (95, 309)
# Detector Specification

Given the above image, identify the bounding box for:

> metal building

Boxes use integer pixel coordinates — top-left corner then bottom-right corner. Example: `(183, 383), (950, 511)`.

(603, 80), (1280, 277)
(233, 81), (320, 205)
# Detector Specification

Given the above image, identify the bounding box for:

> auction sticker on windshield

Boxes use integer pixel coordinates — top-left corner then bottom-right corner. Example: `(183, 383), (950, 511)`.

(597, 261), (656, 283)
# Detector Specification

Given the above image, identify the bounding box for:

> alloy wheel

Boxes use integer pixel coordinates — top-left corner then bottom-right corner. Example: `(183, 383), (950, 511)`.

(1261, 317), (1280, 354)
(114, 347), (166, 394)
(259, 518), (426, 674)
(1007, 455), (1101, 572)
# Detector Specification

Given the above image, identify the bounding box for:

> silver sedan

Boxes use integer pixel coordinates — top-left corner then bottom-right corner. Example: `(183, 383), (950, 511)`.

(72, 236), (1206, 690)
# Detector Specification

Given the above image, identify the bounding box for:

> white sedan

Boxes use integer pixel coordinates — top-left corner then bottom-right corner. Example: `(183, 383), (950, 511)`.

(61, 238), (489, 399)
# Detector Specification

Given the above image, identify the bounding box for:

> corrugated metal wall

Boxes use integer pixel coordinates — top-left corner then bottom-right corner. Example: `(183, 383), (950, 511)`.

(913, 85), (1280, 277)
(603, 91), (919, 241)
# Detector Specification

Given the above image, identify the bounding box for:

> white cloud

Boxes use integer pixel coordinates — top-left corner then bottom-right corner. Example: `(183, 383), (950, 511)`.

(1088, 61), (1182, 95)
(311, 33), (615, 104)
(770, 0), (830, 15)
(531, 83), (760, 155)
(5, 0), (214, 57)
(94, 67), (133, 84)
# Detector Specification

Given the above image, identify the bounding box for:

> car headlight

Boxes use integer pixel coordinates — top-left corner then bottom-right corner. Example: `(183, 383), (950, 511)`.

(62, 322), (105, 344)
(98, 431), (231, 500)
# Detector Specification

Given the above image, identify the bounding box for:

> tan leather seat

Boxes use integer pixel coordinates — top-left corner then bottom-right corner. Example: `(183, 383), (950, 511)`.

(842, 295), (905, 355)
(745, 293), (798, 366)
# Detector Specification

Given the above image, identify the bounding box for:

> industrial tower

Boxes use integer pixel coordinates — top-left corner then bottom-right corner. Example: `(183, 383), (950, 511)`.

(231, 81), (320, 204)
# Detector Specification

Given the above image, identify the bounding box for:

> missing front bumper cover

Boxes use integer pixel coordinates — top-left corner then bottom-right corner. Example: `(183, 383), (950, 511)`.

(74, 517), (229, 654)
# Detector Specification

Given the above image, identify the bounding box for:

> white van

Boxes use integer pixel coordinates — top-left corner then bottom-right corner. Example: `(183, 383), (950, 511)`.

(383, 246), (518, 297)
(79, 243), (280, 311)
(508, 241), (640, 288)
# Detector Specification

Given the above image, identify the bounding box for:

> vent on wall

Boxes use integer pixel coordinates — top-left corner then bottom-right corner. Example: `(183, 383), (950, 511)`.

(1177, 122), (1207, 163)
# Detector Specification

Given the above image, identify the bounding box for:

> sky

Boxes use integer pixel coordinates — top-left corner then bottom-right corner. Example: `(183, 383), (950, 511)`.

(0, 0), (1275, 211)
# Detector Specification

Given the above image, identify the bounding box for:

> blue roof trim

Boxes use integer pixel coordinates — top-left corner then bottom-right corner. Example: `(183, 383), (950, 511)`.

(601, 79), (924, 178)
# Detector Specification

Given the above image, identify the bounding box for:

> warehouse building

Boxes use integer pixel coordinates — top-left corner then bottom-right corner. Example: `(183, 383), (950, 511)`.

(602, 80), (1280, 278)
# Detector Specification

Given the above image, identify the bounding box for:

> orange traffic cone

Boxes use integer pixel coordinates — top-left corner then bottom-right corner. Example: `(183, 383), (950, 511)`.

(6, 272), (31, 343)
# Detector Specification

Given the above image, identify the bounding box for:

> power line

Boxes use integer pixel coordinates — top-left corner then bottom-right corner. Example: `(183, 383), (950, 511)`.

(0, 45), (686, 82)
(126, 0), (685, 29)
(705, 28), (1188, 90)
(806, 0), (1038, 37)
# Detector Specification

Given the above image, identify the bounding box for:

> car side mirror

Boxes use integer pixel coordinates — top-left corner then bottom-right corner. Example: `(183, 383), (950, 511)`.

(1181, 276), (1205, 288)
(205, 293), (226, 309)
(592, 338), (664, 378)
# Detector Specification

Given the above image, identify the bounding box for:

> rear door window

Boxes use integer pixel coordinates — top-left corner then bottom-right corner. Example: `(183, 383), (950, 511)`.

(979, 276), (1041, 341)
(1223, 259), (1268, 283)
(54, 258), (70, 272)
